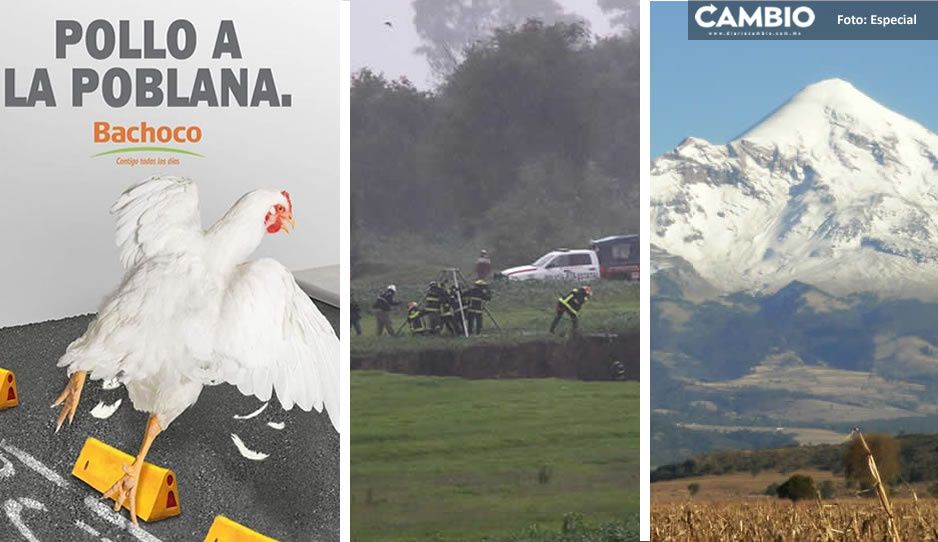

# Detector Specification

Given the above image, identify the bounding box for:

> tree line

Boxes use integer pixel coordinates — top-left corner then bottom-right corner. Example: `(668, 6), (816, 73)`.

(352, 20), (639, 266)
(650, 432), (938, 490)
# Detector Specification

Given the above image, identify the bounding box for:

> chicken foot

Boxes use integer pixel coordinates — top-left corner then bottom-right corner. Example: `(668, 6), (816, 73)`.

(52, 370), (87, 432)
(101, 414), (163, 526)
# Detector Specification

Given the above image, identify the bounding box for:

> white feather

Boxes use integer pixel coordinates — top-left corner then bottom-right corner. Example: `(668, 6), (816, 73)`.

(233, 402), (268, 420)
(230, 434), (269, 461)
(89, 399), (122, 419)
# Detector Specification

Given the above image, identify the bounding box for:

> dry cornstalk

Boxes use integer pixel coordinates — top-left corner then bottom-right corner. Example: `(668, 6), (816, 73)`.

(854, 429), (902, 542)
(816, 489), (836, 542)
(905, 482), (938, 541)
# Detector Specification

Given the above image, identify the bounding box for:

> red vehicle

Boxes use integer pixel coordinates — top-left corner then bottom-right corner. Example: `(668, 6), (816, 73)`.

(591, 235), (639, 280)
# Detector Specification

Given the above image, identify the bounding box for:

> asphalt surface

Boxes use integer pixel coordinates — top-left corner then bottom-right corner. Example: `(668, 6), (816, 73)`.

(0, 301), (339, 542)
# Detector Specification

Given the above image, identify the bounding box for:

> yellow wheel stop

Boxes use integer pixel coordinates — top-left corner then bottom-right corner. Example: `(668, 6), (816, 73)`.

(203, 515), (279, 542)
(0, 368), (19, 410)
(72, 437), (181, 522)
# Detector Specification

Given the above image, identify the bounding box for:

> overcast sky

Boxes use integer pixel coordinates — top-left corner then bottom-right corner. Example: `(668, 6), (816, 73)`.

(352, 0), (618, 89)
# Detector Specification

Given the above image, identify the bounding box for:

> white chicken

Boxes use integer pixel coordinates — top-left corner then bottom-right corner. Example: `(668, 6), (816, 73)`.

(52, 175), (339, 524)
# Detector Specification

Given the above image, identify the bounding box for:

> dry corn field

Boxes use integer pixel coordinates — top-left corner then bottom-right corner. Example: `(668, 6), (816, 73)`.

(652, 498), (938, 541)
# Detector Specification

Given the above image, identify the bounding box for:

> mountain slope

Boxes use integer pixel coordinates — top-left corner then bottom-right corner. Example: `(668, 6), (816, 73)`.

(652, 78), (938, 297)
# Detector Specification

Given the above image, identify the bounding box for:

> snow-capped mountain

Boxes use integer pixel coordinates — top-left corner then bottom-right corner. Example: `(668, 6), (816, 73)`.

(652, 78), (938, 297)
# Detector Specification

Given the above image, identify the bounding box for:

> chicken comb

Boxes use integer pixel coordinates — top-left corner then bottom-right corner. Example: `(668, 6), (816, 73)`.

(281, 190), (292, 211)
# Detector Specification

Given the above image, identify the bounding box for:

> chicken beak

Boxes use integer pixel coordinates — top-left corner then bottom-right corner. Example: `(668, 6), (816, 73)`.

(282, 213), (296, 234)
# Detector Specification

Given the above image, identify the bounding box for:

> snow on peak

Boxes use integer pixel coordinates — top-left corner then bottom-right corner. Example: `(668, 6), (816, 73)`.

(792, 77), (865, 102)
(652, 78), (938, 298)
(737, 79), (920, 152)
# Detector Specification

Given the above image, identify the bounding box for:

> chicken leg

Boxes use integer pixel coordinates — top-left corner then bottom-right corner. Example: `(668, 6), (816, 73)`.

(52, 370), (86, 432)
(101, 414), (162, 526)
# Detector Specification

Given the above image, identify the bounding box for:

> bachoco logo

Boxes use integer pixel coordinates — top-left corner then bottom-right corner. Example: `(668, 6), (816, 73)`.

(91, 121), (205, 160)
(694, 3), (816, 29)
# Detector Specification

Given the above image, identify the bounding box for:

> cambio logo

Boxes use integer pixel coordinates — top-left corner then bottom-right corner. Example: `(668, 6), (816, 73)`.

(695, 3), (816, 29)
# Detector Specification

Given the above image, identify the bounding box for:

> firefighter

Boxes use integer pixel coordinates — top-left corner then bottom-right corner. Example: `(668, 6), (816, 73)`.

(439, 287), (458, 335)
(372, 284), (400, 337)
(447, 283), (467, 335)
(550, 285), (592, 335)
(464, 279), (491, 335)
(406, 302), (429, 335)
(350, 298), (362, 336)
(423, 281), (445, 332)
(475, 249), (492, 280)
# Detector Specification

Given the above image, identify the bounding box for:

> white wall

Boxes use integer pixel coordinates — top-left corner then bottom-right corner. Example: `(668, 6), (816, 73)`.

(0, 1), (339, 326)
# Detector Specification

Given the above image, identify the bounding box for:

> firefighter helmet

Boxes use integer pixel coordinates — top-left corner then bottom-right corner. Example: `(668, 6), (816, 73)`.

(387, 284), (397, 293)
(407, 302), (417, 310)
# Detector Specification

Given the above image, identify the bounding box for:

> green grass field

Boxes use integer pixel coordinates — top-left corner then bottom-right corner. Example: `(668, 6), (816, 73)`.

(351, 279), (638, 356)
(350, 234), (639, 355)
(351, 371), (640, 541)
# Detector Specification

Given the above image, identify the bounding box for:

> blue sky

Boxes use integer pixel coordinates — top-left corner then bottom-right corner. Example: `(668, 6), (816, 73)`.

(651, 2), (938, 157)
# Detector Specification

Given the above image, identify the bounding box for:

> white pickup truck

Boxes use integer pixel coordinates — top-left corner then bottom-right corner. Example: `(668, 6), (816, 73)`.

(497, 249), (601, 282)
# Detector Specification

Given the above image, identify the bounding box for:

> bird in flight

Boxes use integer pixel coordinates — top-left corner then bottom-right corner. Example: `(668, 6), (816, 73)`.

(384, 21), (393, 28)
(52, 176), (339, 525)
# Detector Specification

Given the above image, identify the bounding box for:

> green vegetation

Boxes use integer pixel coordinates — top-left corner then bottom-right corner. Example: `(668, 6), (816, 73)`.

(652, 441), (841, 483)
(481, 513), (640, 542)
(351, 17), (639, 542)
(351, 371), (639, 541)
(776, 474), (816, 502)
(352, 20), (639, 277)
(352, 274), (638, 356)
(652, 433), (938, 487)
(349, 233), (637, 356)
(351, 20), (639, 357)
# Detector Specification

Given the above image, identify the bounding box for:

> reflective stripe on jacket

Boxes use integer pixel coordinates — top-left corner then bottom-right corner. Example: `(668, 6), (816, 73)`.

(558, 289), (587, 315)
(465, 286), (489, 313)
(441, 300), (454, 317)
(424, 286), (444, 312)
(408, 309), (426, 332)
